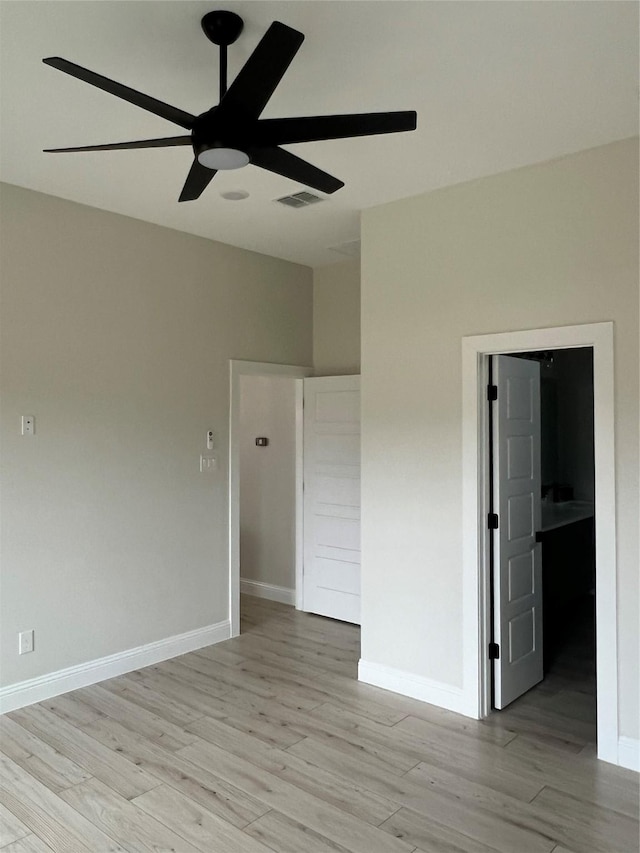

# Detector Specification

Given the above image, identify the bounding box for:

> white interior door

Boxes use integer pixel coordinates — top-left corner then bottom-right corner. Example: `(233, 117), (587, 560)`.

(303, 375), (360, 624)
(493, 355), (542, 708)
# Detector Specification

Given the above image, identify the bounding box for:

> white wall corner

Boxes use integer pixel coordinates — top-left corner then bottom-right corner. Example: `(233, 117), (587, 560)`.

(0, 619), (230, 715)
(240, 578), (295, 606)
(358, 659), (478, 718)
(617, 736), (640, 772)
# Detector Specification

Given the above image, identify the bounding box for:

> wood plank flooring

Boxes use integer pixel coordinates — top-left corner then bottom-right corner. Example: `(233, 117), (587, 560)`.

(1, 596), (637, 853)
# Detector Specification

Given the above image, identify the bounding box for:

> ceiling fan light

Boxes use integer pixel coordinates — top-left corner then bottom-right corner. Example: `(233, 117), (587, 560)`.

(197, 147), (250, 170)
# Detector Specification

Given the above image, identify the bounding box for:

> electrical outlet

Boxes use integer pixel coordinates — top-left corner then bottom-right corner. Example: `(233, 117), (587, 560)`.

(21, 415), (35, 436)
(19, 629), (34, 655)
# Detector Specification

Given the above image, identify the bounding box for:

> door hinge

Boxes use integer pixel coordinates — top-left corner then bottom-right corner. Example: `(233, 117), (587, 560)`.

(487, 384), (498, 401)
(488, 642), (500, 660)
(488, 513), (499, 530)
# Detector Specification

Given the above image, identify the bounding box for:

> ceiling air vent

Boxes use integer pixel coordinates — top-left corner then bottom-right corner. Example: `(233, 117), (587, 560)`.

(274, 191), (324, 208)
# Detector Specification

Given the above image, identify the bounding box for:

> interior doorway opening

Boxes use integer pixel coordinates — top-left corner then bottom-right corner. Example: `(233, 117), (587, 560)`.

(229, 362), (362, 639)
(239, 373), (300, 603)
(462, 322), (619, 765)
(228, 360), (312, 637)
(488, 348), (596, 739)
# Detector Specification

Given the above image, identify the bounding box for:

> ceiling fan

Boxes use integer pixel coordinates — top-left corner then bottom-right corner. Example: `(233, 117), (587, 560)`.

(42, 11), (417, 202)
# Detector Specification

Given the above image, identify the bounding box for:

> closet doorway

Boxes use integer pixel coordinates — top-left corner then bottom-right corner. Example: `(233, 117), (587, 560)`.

(461, 322), (619, 765)
(489, 349), (595, 723)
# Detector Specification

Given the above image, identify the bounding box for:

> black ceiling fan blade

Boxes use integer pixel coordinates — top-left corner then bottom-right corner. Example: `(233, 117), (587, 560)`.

(178, 159), (217, 202)
(43, 58), (196, 130)
(254, 111), (417, 146)
(215, 22), (304, 123)
(44, 136), (192, 154)
(248, 146), (343, 194)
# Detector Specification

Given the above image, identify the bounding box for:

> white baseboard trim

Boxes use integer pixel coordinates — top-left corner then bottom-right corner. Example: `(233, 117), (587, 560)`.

(240, 578), (295, 606)
(358, 659), (476, 718)
(617, 736), (640, 772)
(0, 619), (230, 715)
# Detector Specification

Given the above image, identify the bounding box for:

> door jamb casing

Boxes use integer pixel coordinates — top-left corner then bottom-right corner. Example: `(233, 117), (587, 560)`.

(228, 360), (313, 637)
(461, 322), (618, 764)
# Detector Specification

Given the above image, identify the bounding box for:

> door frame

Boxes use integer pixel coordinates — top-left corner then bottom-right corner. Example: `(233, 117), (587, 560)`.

(462, 322), (618, 764)
(228, 360), (313, 637)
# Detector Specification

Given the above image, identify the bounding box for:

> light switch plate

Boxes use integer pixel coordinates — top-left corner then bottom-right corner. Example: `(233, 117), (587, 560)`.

(200, 455), (217, 473)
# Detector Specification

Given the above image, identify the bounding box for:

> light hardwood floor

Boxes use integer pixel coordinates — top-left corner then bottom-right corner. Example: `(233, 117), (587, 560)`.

(1, 596), (638, 853)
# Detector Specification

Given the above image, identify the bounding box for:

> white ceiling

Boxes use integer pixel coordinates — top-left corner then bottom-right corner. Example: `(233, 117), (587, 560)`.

(1, 1), (638, 267)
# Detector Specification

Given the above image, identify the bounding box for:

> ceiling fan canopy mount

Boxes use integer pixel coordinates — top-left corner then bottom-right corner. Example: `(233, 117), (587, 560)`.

(201, 10), (244, 46)
(42, 11), (417, 202)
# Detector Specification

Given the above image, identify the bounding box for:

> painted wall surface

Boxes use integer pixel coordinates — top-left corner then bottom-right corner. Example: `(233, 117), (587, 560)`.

(313, 259), (361, 375)
(0, 184), (312, 687)
(360, 139), (639, 738)
(239, 375), (297, 591)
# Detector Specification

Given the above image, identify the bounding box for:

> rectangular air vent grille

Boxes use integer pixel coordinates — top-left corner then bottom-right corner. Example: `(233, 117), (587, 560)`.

(275, 191), (324, 208)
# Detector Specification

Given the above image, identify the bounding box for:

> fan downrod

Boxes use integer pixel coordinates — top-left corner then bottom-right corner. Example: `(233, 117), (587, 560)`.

(201, 11), (244, 46)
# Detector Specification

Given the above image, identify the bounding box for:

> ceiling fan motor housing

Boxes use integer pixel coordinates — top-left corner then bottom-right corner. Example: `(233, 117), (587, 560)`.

(191, 109), (252, 169)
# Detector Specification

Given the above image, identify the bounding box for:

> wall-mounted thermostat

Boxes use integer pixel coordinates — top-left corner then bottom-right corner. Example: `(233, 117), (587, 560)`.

(255, 437), (269, 447)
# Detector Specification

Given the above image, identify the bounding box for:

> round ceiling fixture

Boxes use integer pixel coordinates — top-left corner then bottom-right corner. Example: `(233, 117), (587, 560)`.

(197, 147), (250, 170)
(221, 190), (250, 201)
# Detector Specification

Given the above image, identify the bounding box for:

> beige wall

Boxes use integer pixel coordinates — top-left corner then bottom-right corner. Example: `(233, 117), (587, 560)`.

(0, 184), (312, 687)
(360, 138), (639, 738)
(313, 259), (361, 375)
(240, 375), (297, 590)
